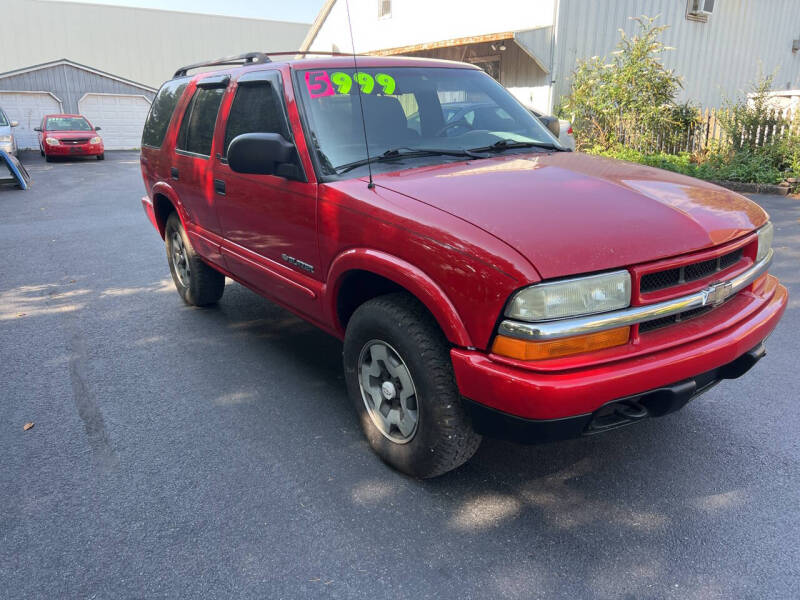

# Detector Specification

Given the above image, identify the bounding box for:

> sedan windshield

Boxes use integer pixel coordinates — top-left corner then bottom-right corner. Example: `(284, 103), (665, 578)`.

(296, 66), (562, 177)
(0, 111), (8, 126)
(46, 117), (92, 131)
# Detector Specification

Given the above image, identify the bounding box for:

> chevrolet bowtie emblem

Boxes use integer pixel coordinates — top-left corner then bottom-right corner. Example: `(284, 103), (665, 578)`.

(705, 281), (734, 307)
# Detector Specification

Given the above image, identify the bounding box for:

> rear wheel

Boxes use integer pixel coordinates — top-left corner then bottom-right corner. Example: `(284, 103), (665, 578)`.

(97, 153), (105, 161)
(343, 293), (481, 478)
(45, 155), (53, 162)
(164, 212), (225, 306)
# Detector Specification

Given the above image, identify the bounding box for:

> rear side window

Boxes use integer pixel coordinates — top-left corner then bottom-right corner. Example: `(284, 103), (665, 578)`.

(176, 87), (225, 157)
(223, 80), (290, 155)
(142, 79), (188, 148)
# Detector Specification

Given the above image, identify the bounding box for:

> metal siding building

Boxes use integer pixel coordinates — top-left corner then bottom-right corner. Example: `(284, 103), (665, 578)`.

(302, 0), (800, 112)
(0, 61), (156, 114)
(0, 60), (157, 150)
(0, 0), (310, 150)
(3, 0), (310, 90)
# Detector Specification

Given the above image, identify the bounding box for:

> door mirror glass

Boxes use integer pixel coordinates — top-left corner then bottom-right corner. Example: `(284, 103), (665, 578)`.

(34, 127), (42, 132)
(227, 132), (297, 176)
(94, 126), (101, 131)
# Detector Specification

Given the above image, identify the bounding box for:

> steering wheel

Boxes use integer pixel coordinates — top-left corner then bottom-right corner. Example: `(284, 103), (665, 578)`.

(435, 118), (472, 137)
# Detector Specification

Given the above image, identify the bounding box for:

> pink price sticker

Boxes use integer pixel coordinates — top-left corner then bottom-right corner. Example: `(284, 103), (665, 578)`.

(305, 70), (335, 99)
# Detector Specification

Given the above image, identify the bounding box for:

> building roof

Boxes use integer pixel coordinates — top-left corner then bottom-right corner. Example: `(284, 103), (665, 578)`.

(0, 59), (157, 93)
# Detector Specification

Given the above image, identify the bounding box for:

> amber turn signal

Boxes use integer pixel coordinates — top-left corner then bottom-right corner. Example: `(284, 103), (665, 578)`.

(492, 326), (630, 360)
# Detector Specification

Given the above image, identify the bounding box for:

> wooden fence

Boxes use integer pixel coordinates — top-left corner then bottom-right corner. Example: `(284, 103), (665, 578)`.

(620, 106), (799, 154)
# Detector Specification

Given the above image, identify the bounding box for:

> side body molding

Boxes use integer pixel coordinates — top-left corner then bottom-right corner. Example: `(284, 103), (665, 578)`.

(326, 248), (473, 348)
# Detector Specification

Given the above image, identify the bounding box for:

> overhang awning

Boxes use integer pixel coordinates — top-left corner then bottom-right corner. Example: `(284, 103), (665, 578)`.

(366, 27), (554, 75)
(369, 32), (515, 57)
(512, 26), (553, 74)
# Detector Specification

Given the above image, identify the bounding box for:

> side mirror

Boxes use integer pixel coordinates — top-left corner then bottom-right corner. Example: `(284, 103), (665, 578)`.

(540, 115), (560, 138)
(228, 132), (297, 177)
(34, 127), (42, 132)
(10, 121), (18, 127)
(94, 126), (101, 131)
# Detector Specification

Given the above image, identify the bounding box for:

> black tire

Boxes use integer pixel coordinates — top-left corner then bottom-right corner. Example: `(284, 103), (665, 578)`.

(164, 212), (225, 306)
(97, 153), (105, 161)
(45, 155), (53, 162)
(343, 293), (481, 478)
(40, 148), (44, 157)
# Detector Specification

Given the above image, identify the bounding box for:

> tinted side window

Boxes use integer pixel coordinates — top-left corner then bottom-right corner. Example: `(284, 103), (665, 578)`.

(176, 87), (225, 156)
(142, 78), (188, 148)
(223, 82), (289, 155)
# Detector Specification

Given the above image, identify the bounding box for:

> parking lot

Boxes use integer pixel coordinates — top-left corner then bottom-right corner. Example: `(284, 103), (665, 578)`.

(2, 151), (799, 598)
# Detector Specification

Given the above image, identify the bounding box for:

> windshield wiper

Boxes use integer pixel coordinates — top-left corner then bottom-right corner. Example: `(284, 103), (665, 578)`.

(469, 139), (567, 153)
(334, 147), (487, 175)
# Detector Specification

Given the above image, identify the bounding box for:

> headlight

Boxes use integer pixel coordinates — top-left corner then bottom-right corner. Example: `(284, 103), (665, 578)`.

(507, 270), (631, 321)
(756, 221), (773, 262)
(45, 137), (61, 146)
(0, 135), (11, 143)
(90, 136), (102, 144)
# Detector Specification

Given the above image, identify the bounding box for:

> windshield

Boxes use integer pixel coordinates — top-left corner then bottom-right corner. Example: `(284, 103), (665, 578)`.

(46, 117), (92, 131)
(296, 66), (560, 177)
(0, 111), (7, 127)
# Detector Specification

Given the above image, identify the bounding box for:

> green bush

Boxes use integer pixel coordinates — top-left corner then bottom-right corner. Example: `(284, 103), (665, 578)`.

(558, 15), (691, 152)
(592, 146), (786, 184)
(560, 16), (799, 185)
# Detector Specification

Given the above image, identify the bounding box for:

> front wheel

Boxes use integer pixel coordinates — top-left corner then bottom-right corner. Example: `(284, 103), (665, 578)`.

(97, 153), (105, 161)
(343, 293), (481, 478)
(164, 212), (225, 306)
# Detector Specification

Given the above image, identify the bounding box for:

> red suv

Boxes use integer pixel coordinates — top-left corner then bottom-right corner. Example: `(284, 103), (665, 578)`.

(36, 114), (105, 161)
(140, 53), (787, 478)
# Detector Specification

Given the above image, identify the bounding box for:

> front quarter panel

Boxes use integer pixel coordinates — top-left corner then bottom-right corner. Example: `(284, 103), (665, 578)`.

(318, 179), (540, 349)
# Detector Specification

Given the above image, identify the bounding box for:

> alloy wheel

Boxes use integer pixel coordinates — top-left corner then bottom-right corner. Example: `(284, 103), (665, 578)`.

(358, 339), (420, 443)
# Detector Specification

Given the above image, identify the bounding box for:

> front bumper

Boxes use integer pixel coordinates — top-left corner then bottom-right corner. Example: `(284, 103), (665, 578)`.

(463, 343), (766, 443)
(451, 275), (787, 426)
(45, 143), (103, 156)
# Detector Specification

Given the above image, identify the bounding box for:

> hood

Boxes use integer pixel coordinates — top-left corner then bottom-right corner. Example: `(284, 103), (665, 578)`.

(0, 125), (11, 136)
(48, 130), (95, 138)
(371, 152), (767, 279)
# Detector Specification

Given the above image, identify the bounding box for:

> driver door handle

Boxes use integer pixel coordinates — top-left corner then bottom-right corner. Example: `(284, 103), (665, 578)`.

(213, 179), (226, 195)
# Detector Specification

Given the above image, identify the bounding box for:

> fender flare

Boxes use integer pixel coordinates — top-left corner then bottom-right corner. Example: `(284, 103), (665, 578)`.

(150, 181), (187, 237)
(327, 248), (473, 348)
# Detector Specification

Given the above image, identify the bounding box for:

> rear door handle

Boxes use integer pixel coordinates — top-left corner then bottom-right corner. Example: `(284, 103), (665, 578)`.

(170, 167), (179, 180)
(213, 179), (226, 195)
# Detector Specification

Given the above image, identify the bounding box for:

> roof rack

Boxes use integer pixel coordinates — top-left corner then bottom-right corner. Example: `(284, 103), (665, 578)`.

(172, 51), (370, 78)
(173, 52), (270, 78)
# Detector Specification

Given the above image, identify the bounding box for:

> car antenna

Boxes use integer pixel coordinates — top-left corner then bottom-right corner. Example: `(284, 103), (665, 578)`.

(345, 0), (375, 189)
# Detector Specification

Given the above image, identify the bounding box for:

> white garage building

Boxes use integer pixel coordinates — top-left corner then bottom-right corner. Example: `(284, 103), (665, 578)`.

(0, 60), (156, 150)
(0, 0), (310, 151)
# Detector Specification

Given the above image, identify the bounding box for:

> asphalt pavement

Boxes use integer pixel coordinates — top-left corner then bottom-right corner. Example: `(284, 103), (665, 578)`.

(2, 151), (799, 599)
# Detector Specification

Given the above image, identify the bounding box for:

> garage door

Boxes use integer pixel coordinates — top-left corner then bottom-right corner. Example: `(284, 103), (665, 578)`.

(78, 94), (152, 150)
(0, 91), (62, 150)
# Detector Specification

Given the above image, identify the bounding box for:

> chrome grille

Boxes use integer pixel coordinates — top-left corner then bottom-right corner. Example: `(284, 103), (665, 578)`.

(640, 248), (743, 293)
(638, 305), (714, 333)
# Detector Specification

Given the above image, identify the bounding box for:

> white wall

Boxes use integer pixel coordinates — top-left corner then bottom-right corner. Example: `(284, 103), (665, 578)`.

(2, 0), (309, 89)
(309, 0), (556, 54)
(307, 0), (800, 111)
